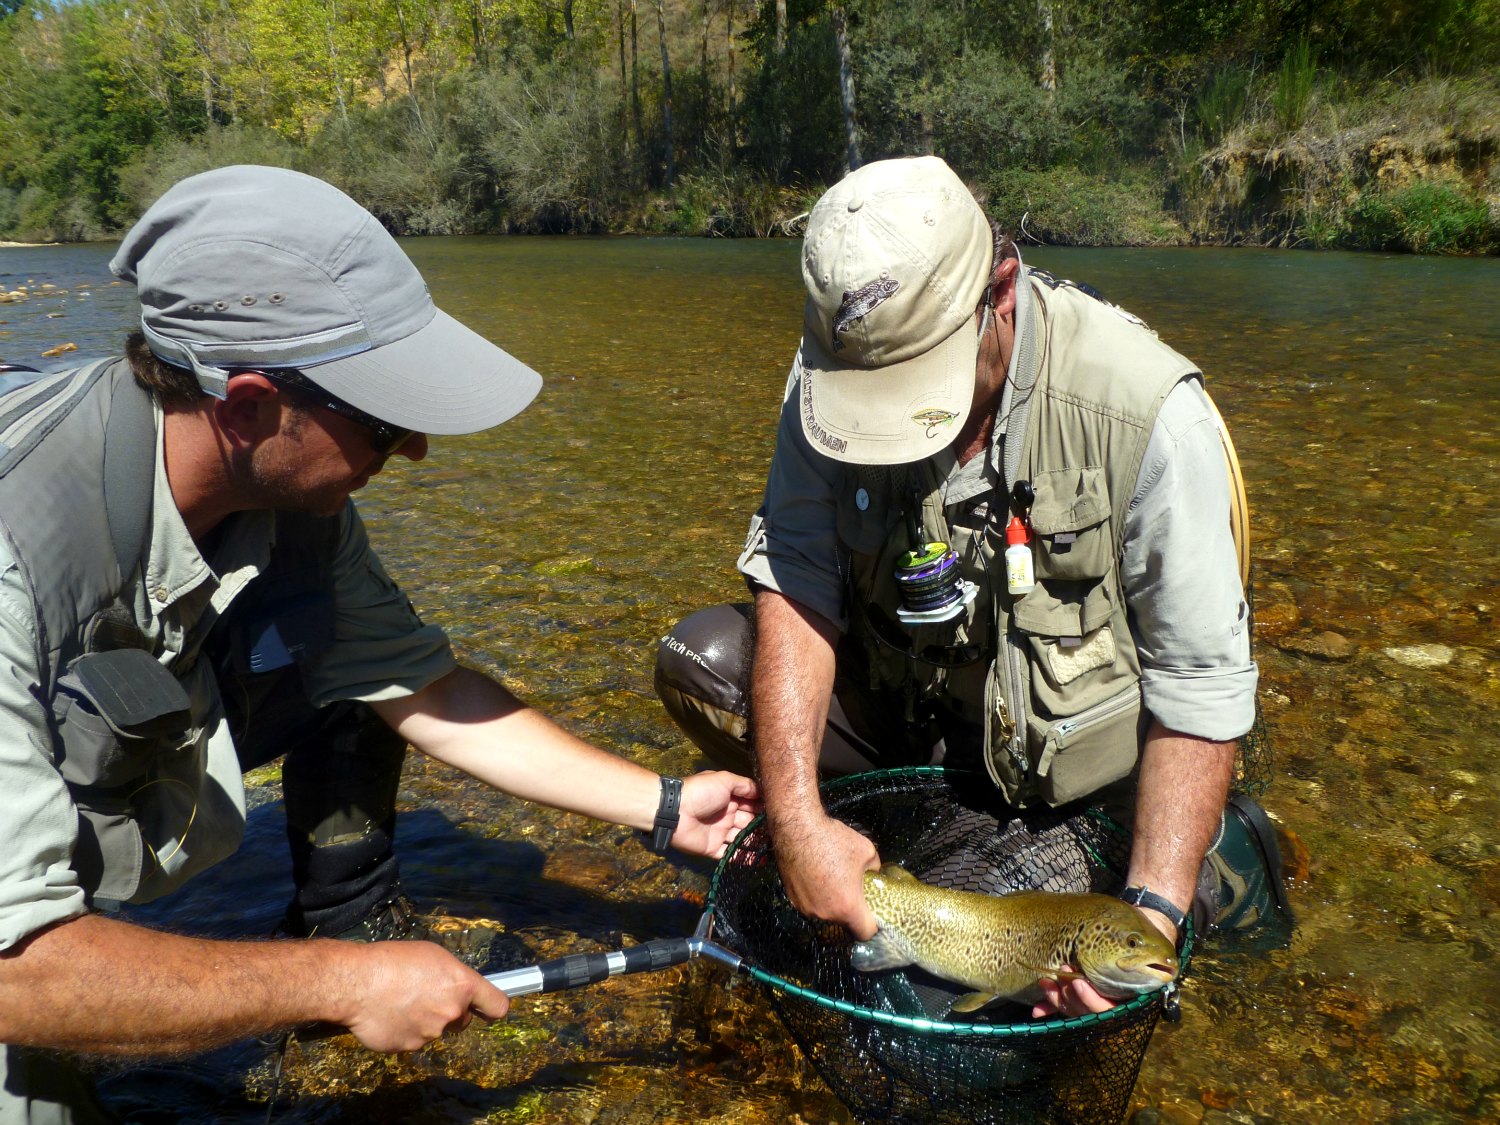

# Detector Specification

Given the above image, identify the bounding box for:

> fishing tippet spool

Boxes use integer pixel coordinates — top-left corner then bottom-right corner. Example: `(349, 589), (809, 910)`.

(894, 542), (977, 625)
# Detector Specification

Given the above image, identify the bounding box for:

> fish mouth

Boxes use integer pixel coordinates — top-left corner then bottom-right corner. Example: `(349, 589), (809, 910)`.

(1090, 961), (1178, 998)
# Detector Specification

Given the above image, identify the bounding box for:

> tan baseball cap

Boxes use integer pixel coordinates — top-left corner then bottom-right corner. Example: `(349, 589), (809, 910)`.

(798, 156), (993, 465)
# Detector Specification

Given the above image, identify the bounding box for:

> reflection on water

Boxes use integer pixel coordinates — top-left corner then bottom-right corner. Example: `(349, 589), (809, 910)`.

(2, 237), (1498, 1123)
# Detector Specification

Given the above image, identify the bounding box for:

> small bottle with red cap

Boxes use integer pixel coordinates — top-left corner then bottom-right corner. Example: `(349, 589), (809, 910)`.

(1004, 516), (1035, 597)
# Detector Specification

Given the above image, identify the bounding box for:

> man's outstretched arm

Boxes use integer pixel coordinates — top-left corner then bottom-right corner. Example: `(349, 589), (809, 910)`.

(0, 912), (508, 1056)
(372, 665), (760, 860)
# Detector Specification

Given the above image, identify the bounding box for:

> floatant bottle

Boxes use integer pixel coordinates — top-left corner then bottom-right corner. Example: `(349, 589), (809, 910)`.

(1004, 516), (1035, 597)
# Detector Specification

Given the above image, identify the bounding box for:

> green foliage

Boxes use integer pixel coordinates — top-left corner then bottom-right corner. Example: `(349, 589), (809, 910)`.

(1196, 67), (1254, 146)
(461, 57), (628, 232)
(738, 1), (843, 182)
(309, 93), (485, 234)
(982, 165), (1187, 247)
(0, 0), (1495, 252)
(1273, 36), (1317, 134)
(117, 124), (302, 216)
(1342, 181), (1495, 253)
(0, 0), (174, 238)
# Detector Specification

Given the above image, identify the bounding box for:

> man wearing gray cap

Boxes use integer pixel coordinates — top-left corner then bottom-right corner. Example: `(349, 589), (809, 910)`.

(655, 155), (1290, 1016)
(0, 165), (758, 1122)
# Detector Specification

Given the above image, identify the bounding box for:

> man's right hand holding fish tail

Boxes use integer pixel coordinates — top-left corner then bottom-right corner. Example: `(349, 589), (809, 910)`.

(752, 591), (881, 941)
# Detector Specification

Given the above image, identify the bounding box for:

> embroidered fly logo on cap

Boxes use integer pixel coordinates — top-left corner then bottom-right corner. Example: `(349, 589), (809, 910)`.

(911, 408), (958, 437)
(831, 277), (900, 351)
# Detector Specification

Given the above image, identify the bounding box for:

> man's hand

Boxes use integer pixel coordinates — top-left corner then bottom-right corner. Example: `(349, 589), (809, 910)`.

(672, 771), (762, 859)
(771, 810), (881, 940)
(336, 940), (510, 1052)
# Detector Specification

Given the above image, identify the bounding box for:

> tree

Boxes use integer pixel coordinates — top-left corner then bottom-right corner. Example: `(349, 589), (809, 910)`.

(654, 0), (675, 184)
(831, 4), (859, 169)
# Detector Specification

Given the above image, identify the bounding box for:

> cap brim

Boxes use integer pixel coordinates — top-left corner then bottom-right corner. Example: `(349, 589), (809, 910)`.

(799, 314), (977, 465)
(299, 308), (542, 436)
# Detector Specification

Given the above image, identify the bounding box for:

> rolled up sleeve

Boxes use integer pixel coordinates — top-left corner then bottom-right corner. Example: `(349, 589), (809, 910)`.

(736, 363), (849, 629)
(0, 554), (87, 951)
(1120, 380), (1258, 741)
(301, 503), (459, 707)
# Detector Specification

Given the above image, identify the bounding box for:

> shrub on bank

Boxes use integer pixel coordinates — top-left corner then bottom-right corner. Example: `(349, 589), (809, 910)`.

(981, 166), (1188, 247)
(1342, 181), (1496, 253)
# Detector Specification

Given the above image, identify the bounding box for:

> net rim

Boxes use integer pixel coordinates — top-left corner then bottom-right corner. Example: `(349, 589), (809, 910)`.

(707, 765), (1194, 1039)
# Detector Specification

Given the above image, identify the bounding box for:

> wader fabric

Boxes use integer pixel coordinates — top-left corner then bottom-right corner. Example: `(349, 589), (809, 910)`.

(0, 362), (420, 1123)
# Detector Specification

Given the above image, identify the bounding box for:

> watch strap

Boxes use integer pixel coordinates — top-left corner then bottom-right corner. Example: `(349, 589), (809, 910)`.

(1120, 885), (1187, 932)
(650, 777), (683, 854)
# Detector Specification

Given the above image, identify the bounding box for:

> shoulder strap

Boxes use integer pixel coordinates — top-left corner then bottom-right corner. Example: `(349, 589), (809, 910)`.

(1204, 393), (1250, 588)
(101, 365), (157, 585)
(0, 359), (156, 584)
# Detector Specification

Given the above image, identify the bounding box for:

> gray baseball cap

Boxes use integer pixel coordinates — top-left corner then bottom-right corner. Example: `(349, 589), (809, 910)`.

(110, 165), (541, 435)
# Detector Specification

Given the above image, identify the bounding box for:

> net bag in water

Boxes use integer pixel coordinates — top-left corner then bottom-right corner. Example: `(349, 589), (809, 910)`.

(707, 767), (1190, 1125)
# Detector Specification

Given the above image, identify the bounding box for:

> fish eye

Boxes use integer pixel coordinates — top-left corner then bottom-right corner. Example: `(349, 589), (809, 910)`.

(1127, 934), (1142, 949)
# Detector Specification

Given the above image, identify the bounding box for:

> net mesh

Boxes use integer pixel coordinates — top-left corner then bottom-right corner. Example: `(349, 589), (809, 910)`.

(708, 768), (1189, 1125)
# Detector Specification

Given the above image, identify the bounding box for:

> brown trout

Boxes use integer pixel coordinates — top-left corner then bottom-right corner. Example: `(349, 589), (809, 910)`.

(853, 864), (1178, 1012)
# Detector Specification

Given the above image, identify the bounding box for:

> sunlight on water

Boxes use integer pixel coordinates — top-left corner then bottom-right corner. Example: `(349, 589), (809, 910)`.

(2, 237), (1497, 1122)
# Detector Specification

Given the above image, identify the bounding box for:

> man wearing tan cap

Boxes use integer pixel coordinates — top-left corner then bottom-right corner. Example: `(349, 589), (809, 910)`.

(0, 165), (758, 1123)
(655, 155), (1290, 1017)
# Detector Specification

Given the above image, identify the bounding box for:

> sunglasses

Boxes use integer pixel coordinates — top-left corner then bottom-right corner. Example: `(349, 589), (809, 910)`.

(259, 369), (417, 456)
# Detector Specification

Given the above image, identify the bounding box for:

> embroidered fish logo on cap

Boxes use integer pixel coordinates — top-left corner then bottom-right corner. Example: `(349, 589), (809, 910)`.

(831, 277), (900, 351)
(911, 408), (959, 438)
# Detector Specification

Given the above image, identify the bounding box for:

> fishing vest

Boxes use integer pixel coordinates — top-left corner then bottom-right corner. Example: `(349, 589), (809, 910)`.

(839, 272), (1200, 807)
(0, 360), (338, 906)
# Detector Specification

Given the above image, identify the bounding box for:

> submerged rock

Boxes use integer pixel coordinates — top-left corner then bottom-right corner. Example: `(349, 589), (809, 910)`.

(1281, 630), (1357, 661)
(1381, 643), (1454, 669)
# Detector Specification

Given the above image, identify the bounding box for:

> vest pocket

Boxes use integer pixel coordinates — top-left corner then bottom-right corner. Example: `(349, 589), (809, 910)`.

(1027, 466), (1112, 582)
(52, 650), (191, 789)
(73, 801), (146, 904)
(1030, 685), (1143, 806)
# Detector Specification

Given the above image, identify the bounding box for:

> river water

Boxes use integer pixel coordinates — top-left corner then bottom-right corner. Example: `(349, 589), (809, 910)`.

(2, 237), (1497, 1124)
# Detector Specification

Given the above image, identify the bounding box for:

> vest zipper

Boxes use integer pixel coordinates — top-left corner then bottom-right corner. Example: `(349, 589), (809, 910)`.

(1001, 627), (1029, 775)
(1051, 685), (1138, 740)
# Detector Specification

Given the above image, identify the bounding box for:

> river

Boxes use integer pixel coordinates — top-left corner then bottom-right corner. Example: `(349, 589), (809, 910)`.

(2, 237), (1498, 1123)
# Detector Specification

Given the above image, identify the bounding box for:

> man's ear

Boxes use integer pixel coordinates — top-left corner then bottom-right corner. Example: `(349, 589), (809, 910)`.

(992, 255), (1022, 318)
(215, 372), (281, 449)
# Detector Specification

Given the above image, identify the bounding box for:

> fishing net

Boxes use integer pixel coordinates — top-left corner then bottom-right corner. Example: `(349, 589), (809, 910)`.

(708, 767), (1190, 1125)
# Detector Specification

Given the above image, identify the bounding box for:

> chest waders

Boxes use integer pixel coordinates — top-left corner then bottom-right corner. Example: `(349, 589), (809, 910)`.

(0, 362), (408, 937)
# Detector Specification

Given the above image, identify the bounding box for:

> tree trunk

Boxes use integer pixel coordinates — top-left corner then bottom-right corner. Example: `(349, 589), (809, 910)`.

(630, 1), (644, 151)
(726, 0), (736, 129)
(563, 0), (575, 40)
(617, 1), (631, 144)
(832, 4), (860, 170)
(323, 0), (348, 124)
(654, 0), (676, 186)
(775, 0), (786, 56)
(1038, 0), (1056, 93)
(468, 0), (489, 67)
(393, 0), (434, 149)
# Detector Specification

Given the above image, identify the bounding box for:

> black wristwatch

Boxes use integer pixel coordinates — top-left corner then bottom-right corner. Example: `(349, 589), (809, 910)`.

(1120, 885), (1187, 933)
(649, 777), (683, 854)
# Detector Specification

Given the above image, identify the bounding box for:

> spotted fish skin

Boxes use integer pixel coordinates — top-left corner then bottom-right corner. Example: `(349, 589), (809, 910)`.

(852, 864), (1178, 1012)
(832, 277), (900, 350)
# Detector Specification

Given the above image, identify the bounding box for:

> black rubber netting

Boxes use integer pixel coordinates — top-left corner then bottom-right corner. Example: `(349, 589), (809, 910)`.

(708, 768), (1190, 1125)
